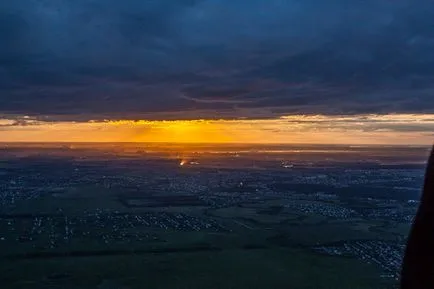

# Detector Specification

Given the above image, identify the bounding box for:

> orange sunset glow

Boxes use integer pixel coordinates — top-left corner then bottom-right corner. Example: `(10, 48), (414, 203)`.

(1, 114), (433, 145)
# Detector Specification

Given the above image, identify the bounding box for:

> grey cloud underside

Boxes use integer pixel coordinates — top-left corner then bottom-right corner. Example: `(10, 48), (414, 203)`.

(1, 0), (434, 120)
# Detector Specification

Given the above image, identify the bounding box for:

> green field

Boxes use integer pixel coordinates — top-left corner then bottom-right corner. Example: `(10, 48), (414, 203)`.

(1, 248), (387, 289)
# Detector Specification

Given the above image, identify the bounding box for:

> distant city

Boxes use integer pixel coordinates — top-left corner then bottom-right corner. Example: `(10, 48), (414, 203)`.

(0, 144), (429, 289)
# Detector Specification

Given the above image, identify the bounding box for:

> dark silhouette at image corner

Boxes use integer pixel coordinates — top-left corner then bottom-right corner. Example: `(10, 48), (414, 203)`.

(401, 145), (434, 289)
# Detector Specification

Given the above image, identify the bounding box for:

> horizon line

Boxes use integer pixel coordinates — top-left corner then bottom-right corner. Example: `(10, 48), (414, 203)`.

(0, 141), (431, 147)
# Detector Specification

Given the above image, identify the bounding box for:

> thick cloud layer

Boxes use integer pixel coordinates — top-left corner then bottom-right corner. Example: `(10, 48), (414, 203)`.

(1, 0), (434, 120)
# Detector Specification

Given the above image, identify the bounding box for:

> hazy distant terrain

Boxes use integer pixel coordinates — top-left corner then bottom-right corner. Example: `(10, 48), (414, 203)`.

(0, 144), (430, 289)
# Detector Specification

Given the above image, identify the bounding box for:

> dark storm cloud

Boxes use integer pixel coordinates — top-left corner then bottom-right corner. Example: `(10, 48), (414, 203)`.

(1, 0), (434, 120)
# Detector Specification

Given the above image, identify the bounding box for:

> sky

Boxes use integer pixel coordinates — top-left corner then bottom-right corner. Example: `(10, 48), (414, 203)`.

(1, 0), (434, 144)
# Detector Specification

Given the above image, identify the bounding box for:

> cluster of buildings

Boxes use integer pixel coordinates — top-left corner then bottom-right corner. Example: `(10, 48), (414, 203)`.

(0, 178), (44, 207)
(362, 208), (415, 223)
(284, 201), (359, 219)
(314, 240), (406, 279)
(282, 167), (422, 188)
(0, 211), (226, 249)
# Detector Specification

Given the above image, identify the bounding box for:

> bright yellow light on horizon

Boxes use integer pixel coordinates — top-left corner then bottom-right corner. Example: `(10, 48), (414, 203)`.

(129, 120), (235, 143)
